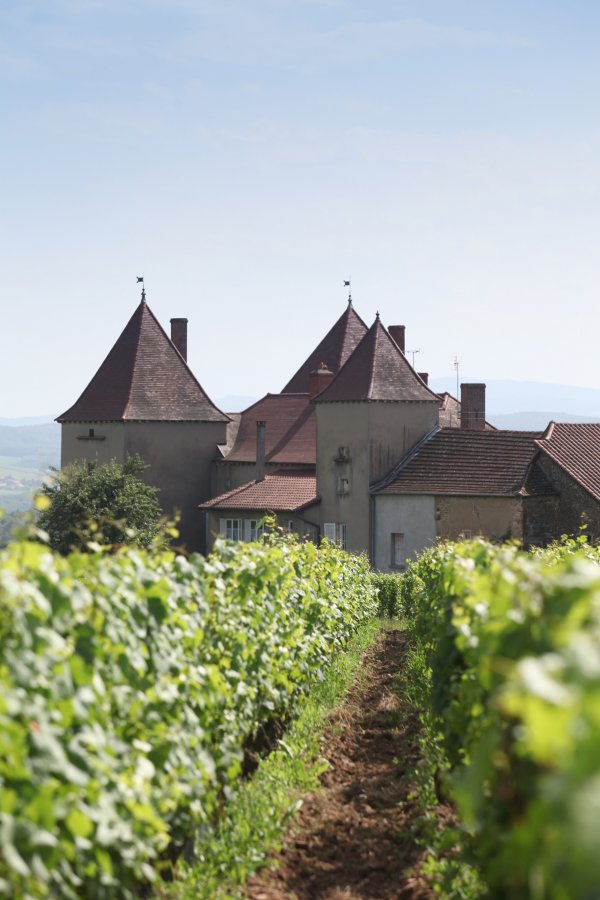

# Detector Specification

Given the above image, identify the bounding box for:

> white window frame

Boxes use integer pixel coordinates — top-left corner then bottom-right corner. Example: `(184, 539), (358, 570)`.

(220, 518), (242, 541)
(323, 522), (347, 550)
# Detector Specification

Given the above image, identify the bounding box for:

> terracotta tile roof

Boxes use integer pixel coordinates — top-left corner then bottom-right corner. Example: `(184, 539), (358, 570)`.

(224, 393), (316, 464)
(536, 422), (600, 502)
(375, 428), (555, 496)
(57, 301), (228, 423)
(282, 304), (368, 393)
(316, 317), (440, 404)
(200, 470), (319, 511)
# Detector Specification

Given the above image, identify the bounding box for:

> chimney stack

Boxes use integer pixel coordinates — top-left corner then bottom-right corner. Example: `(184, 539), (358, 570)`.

(309, 362), (335, 399)
(418, 372), (429, 385)
(388, 325), (405, 353)
(460, 383), (486, 430)
(256, 420), (266, 483)
(170, 318), (188, 361)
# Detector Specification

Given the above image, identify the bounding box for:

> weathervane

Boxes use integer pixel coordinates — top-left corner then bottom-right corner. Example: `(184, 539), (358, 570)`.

(137, 275), (145, 303)
(344, 278), (352, 305)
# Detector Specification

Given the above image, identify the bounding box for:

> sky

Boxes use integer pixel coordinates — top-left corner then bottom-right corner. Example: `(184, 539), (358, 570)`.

(2, 0), (600, 417)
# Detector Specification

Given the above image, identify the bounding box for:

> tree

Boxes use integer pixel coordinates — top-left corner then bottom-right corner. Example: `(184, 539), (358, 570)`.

(37, 455), (164, 554)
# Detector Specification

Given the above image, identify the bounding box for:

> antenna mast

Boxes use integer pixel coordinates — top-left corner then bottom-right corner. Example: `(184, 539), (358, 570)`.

(453, 355), (460, 402)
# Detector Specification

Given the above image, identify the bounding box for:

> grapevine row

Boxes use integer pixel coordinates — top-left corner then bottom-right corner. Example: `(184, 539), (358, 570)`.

(0, 534), (377, 898)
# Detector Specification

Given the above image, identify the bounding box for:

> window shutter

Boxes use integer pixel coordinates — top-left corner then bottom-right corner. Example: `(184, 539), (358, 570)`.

(323, 522), (336, 542)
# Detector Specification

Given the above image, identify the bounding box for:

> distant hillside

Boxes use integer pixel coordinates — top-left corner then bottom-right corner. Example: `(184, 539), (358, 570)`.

(0, 423), (60, 467)
(0, 423), (60, 513)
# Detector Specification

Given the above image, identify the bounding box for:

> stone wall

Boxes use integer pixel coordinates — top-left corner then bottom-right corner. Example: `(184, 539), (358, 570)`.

(535, 455), (600, 541)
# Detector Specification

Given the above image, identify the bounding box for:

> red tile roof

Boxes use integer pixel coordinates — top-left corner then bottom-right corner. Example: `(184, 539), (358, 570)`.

(375, 428), (555, 496)
(200, 470), (319, 511)
(282, 303), (368, 393)
(536, 422), (600, 503)
(316, 317), (440, 404)
(224, 393), (316, 464)
(57, 301), (228, 423)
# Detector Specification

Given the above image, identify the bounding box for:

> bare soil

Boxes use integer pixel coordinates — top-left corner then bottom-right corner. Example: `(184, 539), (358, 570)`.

(244, 628), (436, 900)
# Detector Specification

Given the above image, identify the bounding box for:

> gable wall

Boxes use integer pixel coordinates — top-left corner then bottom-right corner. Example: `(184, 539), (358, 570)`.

(535, 455), (600, 541)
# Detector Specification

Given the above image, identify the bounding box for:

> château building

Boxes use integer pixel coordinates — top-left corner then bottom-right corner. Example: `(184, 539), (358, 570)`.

(58, 288), (600, 569)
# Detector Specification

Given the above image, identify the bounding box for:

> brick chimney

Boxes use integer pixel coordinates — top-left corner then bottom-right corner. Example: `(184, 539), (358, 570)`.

(418, 372), (429, 385)
(309, 362), (335, 399)
(256, 420), (266, 483)
(460, 383), (486, 430)
(170, 318), (188, 361)
(388, 325), (405, 353)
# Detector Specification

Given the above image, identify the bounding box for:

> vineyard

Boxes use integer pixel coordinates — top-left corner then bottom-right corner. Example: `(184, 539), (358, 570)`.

(0, 532), (376, 898)
(1, 529), (600, 899)
(399, 535), (600, 899)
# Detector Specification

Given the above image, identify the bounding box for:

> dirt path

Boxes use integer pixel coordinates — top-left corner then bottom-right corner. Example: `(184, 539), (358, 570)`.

(244, 628), (435, 900)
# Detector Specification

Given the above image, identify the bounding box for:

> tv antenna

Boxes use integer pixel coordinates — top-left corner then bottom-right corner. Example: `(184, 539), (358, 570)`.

(407, 348), (420, 367)
(453, 355), (460, 400)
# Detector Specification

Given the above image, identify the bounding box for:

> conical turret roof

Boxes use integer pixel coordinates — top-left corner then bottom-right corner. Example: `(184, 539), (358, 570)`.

(282, 303), (368, 393)
(57, 300), (229, 423)
(315, 316), (439, 403)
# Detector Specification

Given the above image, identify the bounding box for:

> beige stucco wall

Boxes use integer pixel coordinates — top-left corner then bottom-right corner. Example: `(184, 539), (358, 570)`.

(61, 422), (126, 468)
(435, 495), (523, 542)
(373, 494), (436, 572)
(61, 420), (228, 552)
(315, 400), (438, 557)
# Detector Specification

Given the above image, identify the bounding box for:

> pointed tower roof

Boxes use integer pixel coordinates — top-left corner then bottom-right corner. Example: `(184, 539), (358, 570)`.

(315, 316), (440, 403)
(282, 303), (368, 393)
(57, 301), (229, 423)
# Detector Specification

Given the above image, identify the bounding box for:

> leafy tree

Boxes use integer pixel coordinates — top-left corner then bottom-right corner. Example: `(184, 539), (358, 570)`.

(37, 455), (164, 554)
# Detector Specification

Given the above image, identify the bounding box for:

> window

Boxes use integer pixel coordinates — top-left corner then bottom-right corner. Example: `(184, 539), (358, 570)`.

(225, 518), (242, 541)
(391, 532), (405, 570)
(323, 522), (347, 550)
(248, 519), (263, 542)
(287, 520), (294, 533)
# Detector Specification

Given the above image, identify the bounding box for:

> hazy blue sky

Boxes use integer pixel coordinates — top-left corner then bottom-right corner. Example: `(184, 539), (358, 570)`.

(2, 0), (600, 416)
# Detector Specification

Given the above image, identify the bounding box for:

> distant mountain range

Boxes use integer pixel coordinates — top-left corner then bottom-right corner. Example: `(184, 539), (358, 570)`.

(429, 378), (600, 420)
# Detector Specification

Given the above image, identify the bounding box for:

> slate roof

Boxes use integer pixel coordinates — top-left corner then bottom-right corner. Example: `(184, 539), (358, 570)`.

(200, 470), (319, 512)
(57, 301), (228, 423)
(224, 393), (315, 465)
(282, 303), (368, 393)
(536, 422), (600, 503)
(316, 316), (440, 404)
(375, 428), (555, 497)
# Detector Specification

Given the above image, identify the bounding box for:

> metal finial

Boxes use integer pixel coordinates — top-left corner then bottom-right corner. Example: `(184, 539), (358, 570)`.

(137, 275), (145, 303)
(375, 310), (380, 320)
